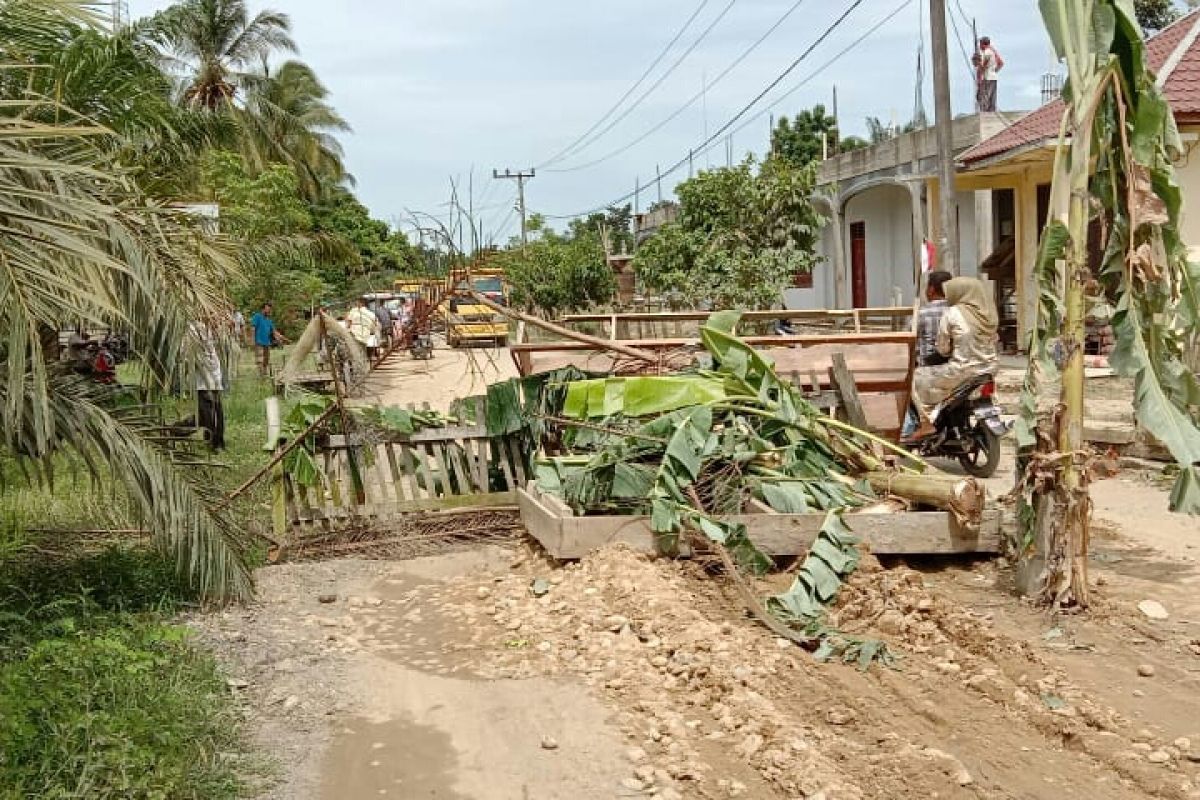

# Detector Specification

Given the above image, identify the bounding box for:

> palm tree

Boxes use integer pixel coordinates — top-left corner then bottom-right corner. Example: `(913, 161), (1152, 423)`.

(0, 0), (253, 599)
(146, 0), (296, 111)
(241, 59), (352, 198)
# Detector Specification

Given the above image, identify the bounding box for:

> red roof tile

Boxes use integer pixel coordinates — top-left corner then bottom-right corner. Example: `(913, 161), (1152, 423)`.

(961, 10), (1200, 165)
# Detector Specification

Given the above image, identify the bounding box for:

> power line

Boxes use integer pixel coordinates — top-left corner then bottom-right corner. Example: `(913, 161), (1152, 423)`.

(539, 0), (740, 168)
(544, 0), (868, 220)
(537, 0), (713, 169)
(694, 0), (914, 154)
(546, 0), (811, 173)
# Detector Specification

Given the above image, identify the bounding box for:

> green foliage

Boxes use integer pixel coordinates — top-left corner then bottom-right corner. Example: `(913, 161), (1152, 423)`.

(771, 104), (837, 165)
(312, 186), (415, 287)
(0, 545), (259, 799)
(1133, 0), (1181, 31)
(495, 226), (614, 317)
(0, 617), (254, 799)
(568, 205), (634, 254)
(633, 156), (825, 309)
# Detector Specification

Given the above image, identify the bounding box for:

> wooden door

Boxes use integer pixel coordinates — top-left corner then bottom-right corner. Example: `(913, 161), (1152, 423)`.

(849, 221), (867, 308)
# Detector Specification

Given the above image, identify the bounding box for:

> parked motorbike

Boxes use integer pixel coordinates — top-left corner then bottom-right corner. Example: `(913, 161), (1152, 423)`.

(906, 373), (1007, 478)
(410, 333), (434, 360)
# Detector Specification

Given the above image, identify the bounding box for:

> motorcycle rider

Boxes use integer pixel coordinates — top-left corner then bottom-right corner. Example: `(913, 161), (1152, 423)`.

(905, 276), (999, 441)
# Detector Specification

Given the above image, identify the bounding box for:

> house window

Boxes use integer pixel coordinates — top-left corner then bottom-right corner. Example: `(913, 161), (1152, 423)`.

(792, 270), (814, 289)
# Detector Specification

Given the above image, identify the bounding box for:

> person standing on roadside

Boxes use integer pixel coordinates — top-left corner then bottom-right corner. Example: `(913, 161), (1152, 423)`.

(190, 320), (226, 450)
(250, 302), (286, 376)
(372, 299), (392, 351)
(974, 36), (1004, 112)
(345, 296), (380, 359)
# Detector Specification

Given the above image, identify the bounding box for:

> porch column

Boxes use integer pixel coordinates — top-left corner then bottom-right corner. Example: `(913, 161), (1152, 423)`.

(828, 197), (848, 309)
(1015, 170), (1039, 348)
(909, 181), (926, 291)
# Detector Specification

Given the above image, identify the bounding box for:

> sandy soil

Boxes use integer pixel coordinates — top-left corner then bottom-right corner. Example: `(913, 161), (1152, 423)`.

(188, 347), (1200, 799)
(355, 338), (519, 413)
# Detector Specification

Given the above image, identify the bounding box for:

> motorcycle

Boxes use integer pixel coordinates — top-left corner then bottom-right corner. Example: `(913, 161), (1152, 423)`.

(409, 332), (434, 360)
(906, 373), (1007, 478)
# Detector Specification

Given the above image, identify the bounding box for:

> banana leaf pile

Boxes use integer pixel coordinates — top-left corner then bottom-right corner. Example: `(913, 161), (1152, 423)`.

(531, 311), (915, 666)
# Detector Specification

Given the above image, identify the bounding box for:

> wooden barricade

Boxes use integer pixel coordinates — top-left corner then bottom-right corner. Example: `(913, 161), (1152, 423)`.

(275, 398), (528, 539)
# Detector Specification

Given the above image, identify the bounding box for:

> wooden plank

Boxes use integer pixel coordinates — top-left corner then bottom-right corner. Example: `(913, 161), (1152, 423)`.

(495, 438), (516, 492)
(426, 442), (452, 496)
(830, 352), (869, 430)
(472, 438), (492, 491)
(518, 487), (1001, 559)
(383, 443), (408, 502)
(446, 441), (473, 495)
(413, 442), (437, 500)
(344, 490), (517, 518)
(506, 436), (528, 485)
(510, 331), (915, 354)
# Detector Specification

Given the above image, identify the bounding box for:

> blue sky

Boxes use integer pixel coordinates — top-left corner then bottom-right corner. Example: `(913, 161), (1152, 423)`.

(128, 0), (1058, 245)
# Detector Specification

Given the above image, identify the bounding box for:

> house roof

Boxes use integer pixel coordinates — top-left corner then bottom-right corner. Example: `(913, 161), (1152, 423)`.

(960, 10), (1200, 166)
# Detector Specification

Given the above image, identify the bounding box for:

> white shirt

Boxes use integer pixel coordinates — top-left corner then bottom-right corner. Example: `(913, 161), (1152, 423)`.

(980, 46), (999, 81)
(190, 323), (223, 391)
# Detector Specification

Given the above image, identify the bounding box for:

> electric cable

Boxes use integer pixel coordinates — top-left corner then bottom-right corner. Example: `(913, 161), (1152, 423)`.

(546, 0), (811, 173)
(543, 0), (867, 220)
(537, 0), (713, 168)
(537, 0), (739, 168)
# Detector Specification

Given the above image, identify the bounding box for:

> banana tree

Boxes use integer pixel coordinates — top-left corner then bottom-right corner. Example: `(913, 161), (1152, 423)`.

(1018, 0), (1200, 607)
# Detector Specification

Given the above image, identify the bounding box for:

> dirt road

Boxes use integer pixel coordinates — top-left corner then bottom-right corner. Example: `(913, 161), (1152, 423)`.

(192, 349), (1200, 799)
(356, 339), (519, 412)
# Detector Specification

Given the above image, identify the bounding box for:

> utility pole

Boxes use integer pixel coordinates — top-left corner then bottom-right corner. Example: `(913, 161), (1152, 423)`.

(492, 168), (535, 250)
(929, 0), (959, 274)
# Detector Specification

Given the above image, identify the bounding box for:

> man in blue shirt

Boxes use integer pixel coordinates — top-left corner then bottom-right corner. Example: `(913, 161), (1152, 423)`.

(249, 302), (286, 375)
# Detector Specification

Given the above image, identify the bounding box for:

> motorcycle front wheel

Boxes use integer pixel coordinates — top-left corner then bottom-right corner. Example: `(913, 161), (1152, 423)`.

(958, 424), (1001, 478)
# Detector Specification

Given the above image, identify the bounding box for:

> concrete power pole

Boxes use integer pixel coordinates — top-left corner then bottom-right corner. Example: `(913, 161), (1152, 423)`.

(492, 168), (535, 250)
(929, 0), (959, 274)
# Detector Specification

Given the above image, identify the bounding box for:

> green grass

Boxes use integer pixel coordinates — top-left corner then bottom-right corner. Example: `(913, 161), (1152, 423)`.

(0, 546), (267, 799)
(0, 348), (288, 799)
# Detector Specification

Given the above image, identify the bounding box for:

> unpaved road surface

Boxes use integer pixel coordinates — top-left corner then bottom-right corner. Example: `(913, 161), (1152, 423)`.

(357, 339), (518, 412)
(190, 350), (1200, 799)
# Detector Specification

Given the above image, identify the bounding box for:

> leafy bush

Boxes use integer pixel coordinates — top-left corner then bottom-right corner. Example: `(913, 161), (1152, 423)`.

(0, 547), (260, 799)
(0, 619), (252, 800)
(634, 156), (824, 309)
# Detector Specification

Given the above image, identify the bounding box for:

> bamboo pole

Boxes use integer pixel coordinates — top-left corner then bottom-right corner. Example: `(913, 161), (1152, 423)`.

(467, 290), (659, 363)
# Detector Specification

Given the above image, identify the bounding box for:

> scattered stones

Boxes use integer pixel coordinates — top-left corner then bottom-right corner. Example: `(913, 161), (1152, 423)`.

(1176, 738), (1193, 751)
(317, 593), (337, 604)
(620, 776), (645, 792)
(282, 695), (300, 711)
(1138, 664), (1157, 678)
(226, 678), (249, 689)
(475, 586), (492, 600)
(825, 707), (857, 726)
(1138, 600), (1170, 621)
(1148, 750), (1172, 764)
(540, 735), (559, 751)
(625, 747), (648, 764)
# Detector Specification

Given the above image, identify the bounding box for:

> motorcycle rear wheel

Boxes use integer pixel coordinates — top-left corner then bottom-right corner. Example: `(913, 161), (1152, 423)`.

(958, 425), (1001, 478)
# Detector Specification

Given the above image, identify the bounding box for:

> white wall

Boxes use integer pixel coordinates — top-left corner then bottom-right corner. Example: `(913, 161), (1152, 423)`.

(844, 185), (916, 307)
(796, 183), (988, 311)
(783, 231), (837, 310)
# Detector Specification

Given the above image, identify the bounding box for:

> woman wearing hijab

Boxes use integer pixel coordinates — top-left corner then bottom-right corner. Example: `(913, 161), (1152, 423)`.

(907, 277), (999, 439)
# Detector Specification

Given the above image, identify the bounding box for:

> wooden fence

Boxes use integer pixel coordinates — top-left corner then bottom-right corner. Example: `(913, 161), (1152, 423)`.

(274, 399), (528, 537)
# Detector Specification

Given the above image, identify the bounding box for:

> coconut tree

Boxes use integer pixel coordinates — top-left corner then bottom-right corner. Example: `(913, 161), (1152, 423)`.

(241, 59), (352, 198)
(1018, 0), (1200, 608)
(146, 0), (295, 111)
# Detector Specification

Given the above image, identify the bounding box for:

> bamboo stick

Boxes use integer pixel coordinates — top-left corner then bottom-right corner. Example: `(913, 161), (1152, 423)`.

(467, 290), (659, 363)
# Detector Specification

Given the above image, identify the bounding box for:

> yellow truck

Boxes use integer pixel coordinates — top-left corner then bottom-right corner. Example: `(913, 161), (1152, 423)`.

(443, 272), (509, 347)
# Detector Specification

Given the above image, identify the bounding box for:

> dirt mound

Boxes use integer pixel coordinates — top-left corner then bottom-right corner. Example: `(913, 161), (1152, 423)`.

(424, 545), (1200, 799)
